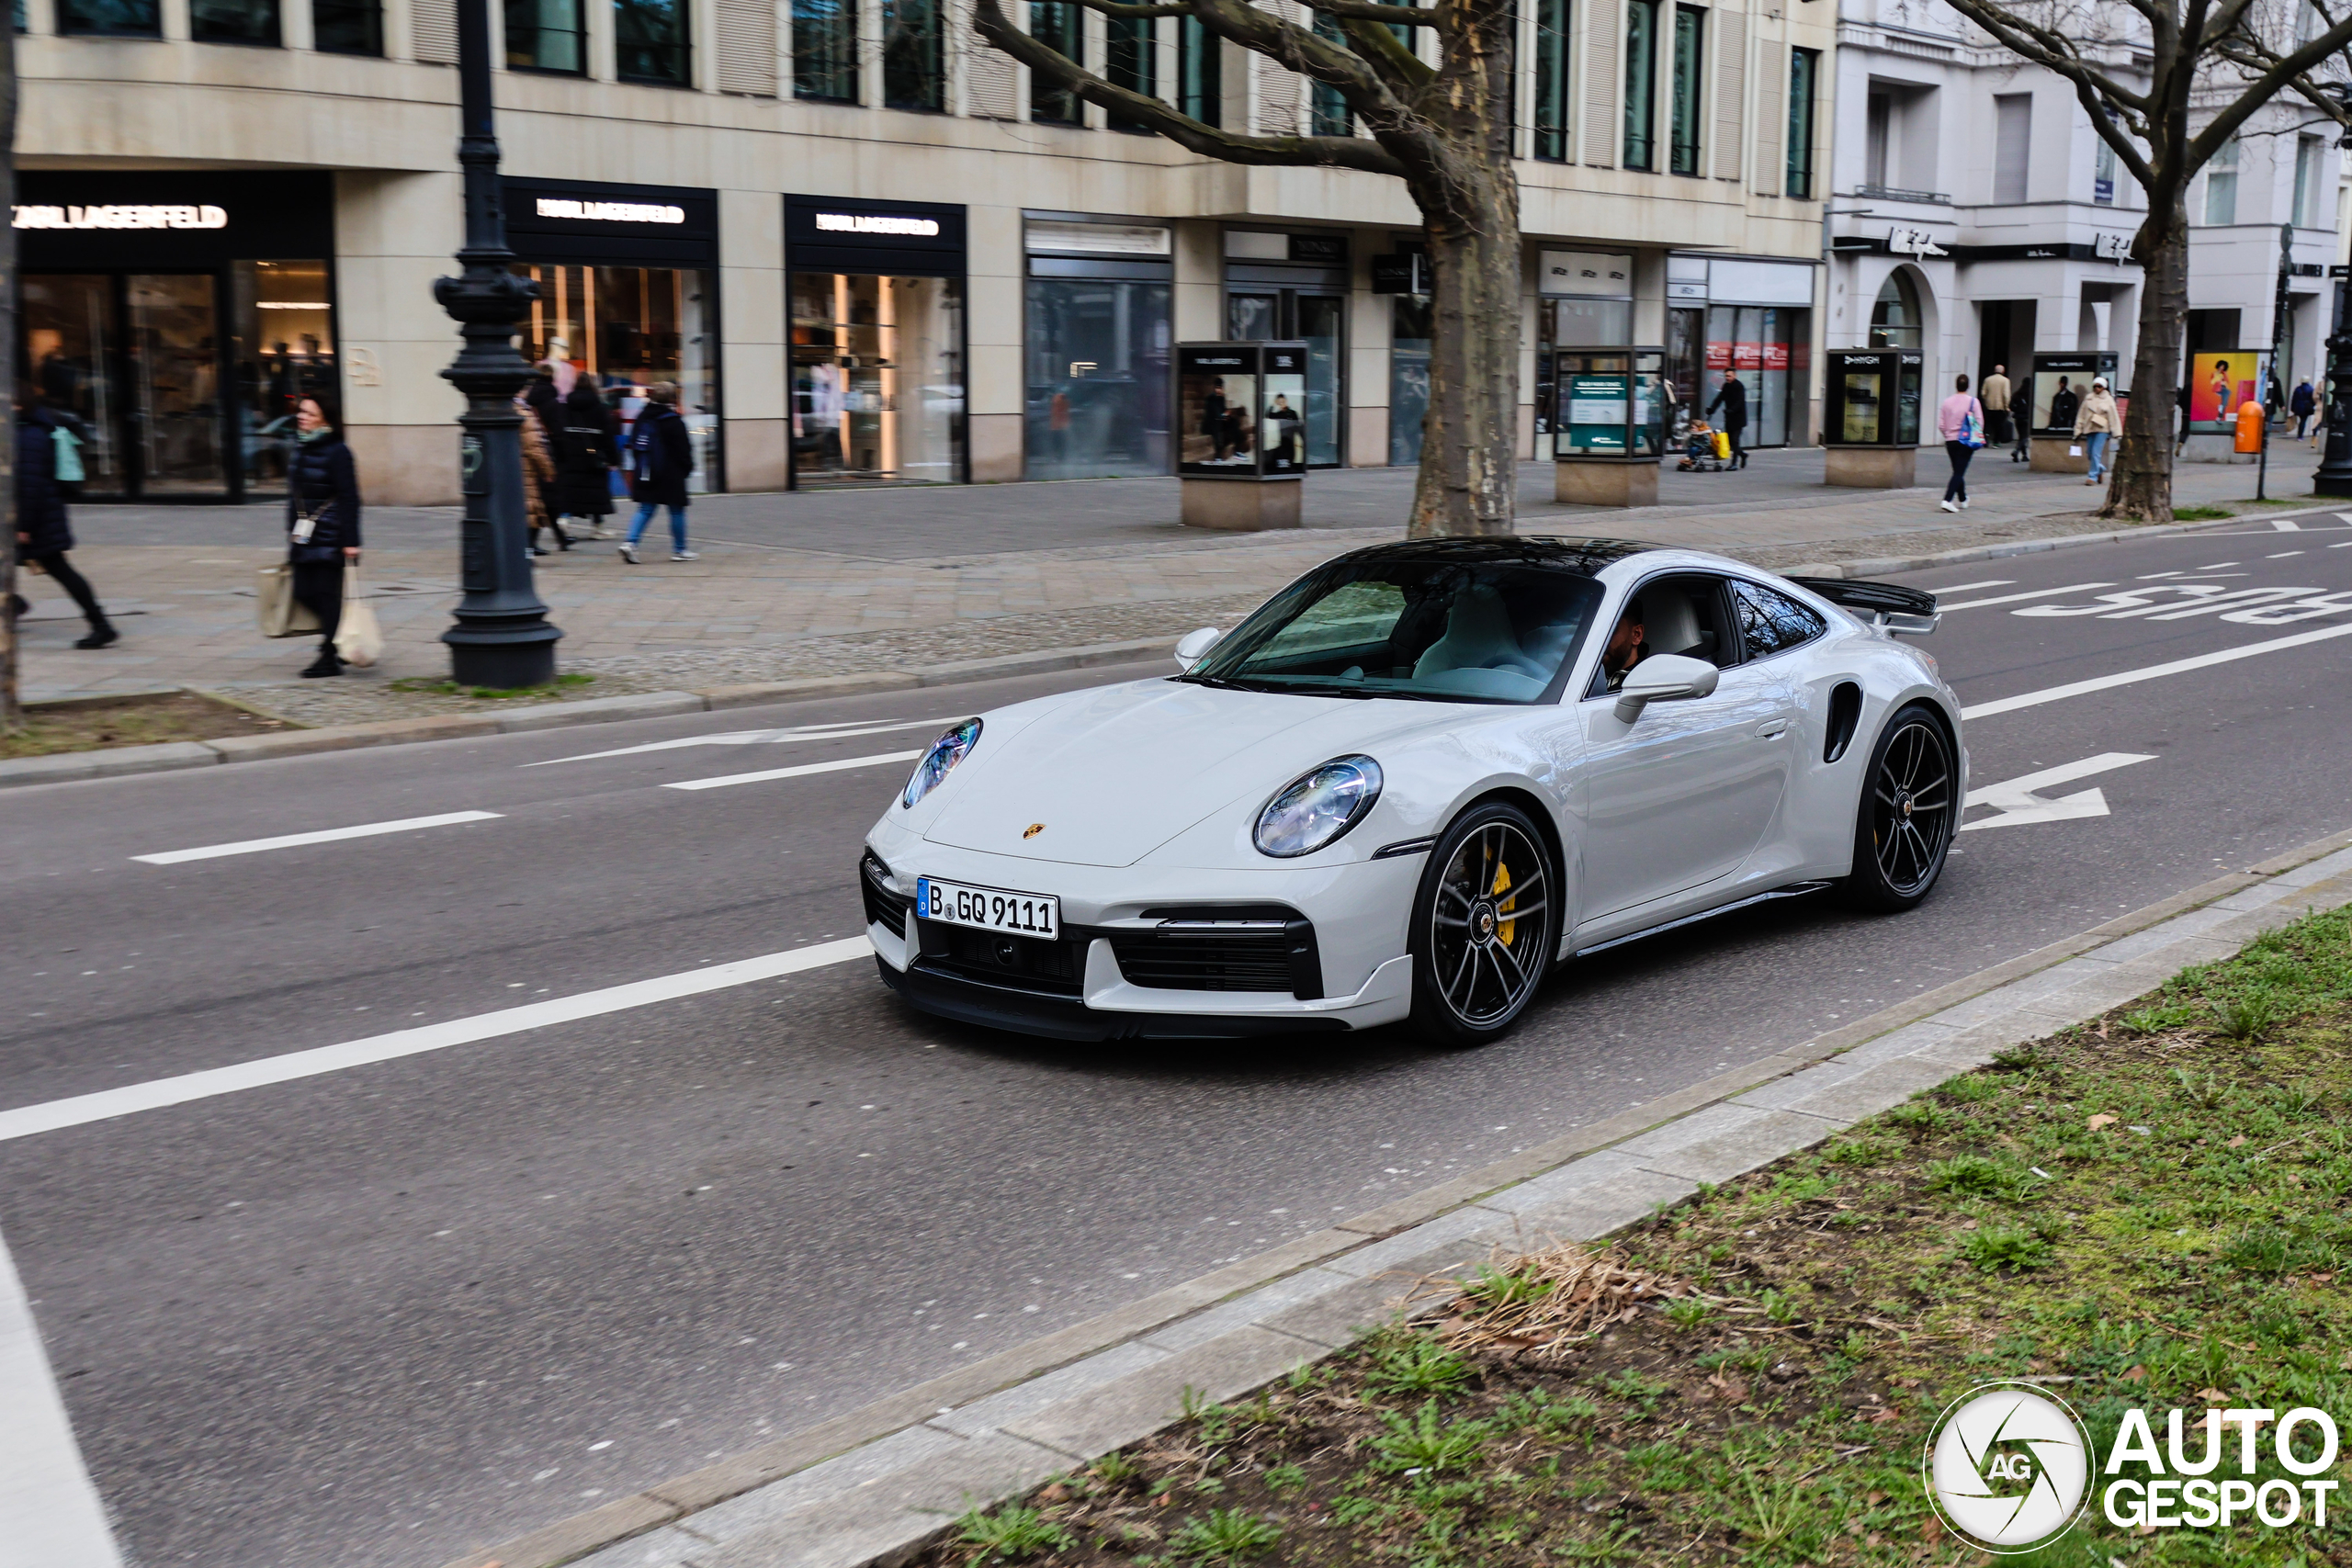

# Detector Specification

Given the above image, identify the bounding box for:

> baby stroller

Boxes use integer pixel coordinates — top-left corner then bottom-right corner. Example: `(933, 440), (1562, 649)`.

(1678, 420), (1731, 472)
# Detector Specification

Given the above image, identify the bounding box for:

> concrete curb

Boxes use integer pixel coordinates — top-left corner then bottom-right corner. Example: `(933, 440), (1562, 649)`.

(441, 823), (2352, 1568)
(0, 639), (1177, 792)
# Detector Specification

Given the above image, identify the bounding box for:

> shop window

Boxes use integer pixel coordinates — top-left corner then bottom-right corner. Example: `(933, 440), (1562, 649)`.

(1668, 5), (1701, 175)
(232, 259), (338, 495)
(1105, 14), (1153, 129)
(794, 0), (856, 101)
(517, 261), (723, 492)
(615, 0), (689, 85)
(1390, 293), (1432, 466)
(1531, 0), (1569, 162)
(1179, 17), (1220, 127)
(191, 0), (278, 44)
(57, 0), (157, 32)
(313, 0), (379, 52)
(1785, 48), (1817, 198)
(504, 0), (582, 71)
(1030, 1), (1082, 124)
(1026, 277), (1170, 479)
(1623, 0), (1657, 171)
(884, 0), (944, 111)
(791, 272), (964, 486)
(1868, 270), (1921, 349)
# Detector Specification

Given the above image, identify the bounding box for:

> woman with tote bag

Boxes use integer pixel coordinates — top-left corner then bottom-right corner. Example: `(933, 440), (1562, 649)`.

(284, 395), (363, 677)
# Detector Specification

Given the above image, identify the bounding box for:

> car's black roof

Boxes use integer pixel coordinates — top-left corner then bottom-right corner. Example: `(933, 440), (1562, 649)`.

(1331, 536), (1666, 574)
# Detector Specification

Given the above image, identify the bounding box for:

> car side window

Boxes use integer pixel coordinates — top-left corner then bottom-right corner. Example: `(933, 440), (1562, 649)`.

(1732, 581), (1827, 660)
(1584, 573), (1740, 698)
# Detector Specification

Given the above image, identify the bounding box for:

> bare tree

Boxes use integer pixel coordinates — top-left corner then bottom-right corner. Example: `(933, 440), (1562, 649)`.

(973, 0), (1519, 536)
(1939, 0), (2352, 521)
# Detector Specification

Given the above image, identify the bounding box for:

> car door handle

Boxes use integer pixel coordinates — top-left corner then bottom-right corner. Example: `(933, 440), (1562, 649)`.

(1756, 717), (1791, 739)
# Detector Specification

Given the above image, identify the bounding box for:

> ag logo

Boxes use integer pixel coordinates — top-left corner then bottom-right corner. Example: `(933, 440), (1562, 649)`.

(1923, 1382), (2092, 1552)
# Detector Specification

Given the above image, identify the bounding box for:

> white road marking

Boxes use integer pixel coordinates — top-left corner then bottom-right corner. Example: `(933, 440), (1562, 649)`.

(2135, 570), (2187, 580)
(2269, 550), (2306, 558)
(1937, 582), (2115, 611)
(1961, 753), (2156, 832)
(2274, 518), (2304, 531)
(0, 1228), (124, 1565)
(663, 750), (925, 792)
(1926, 579), (2015, 594)
(1960, 622), (2352, 719)
(2197, 561), (2240, 569)
(130, 810), (503, 865)
(0, 937), (875, 1144)
(2335, 541), (2352, 548)
(528, 717), (949, 766)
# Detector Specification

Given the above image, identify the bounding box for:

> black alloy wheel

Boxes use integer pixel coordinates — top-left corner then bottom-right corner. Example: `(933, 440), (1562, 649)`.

(1841, 702), (1957, 911)
(1408, 801), (1558, 1046)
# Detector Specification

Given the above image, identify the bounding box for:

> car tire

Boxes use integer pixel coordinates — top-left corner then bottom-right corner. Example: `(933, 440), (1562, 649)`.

(1840, 701), (1958, 913)
(1407, 800), (1560, 1048)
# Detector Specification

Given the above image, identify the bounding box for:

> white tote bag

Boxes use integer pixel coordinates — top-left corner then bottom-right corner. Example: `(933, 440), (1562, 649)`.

(334, 564), (385, 668)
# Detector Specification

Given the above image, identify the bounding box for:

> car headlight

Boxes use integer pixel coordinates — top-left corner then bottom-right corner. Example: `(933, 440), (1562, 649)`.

(901, 717), (981, 808)
(1254, 755), (1383, 858)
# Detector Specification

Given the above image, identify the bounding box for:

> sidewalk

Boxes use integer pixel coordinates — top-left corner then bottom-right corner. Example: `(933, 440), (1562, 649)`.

(17, 445), (2326, 724)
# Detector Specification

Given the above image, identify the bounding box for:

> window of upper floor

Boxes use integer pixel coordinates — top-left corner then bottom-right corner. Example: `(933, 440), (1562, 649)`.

(1623, 0), (1658, 171)
(2094, 138), (2117, 206)
(1786, 48), (1819, 199)
(1993, 93), (2030, 205)
(615, 0), (688, 85)
(1861, 81), (1939, 198)
(1530, 0), (1570, 163)
(2201, 135), (2238, 226)
(1667, 4), (1702, 175)
(884, 0), (944, 111)
(507, 0), (582, 73)
(58, 0), (159, 36)
(191, 0), (277, 45)
(794, 0), (856, 101)
(2295, 134), (2326, 230)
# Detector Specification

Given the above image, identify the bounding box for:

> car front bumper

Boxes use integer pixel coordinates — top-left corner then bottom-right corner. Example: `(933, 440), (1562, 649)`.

(859, 827), (1421, 1040)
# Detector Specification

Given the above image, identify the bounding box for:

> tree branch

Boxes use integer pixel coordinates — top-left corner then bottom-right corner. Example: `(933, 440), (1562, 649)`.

(1939, 0), (2154, 115)
(2185, 9), (2352, 167)
(1068, 0), (1194, 17)
(1339, 12), (1438, 91)
(969, 0), (1410, 175)
(1299, 0), (1439, 25)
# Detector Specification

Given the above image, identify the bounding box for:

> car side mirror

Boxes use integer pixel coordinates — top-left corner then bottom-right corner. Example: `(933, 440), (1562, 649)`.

(1613, 653), (1721, 722)
(1174, 626), (1223, 669)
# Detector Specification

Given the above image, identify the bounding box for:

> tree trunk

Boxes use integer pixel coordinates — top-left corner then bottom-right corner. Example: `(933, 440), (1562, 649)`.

(1404, 0), (1520, 538)
(2104, 198), (2188, 525)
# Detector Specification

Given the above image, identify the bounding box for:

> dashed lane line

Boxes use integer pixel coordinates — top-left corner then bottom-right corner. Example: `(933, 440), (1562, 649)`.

(130, 810), (503, 865)
(0, 938), (875, 1145)
(1960, 621), (2352, 720)
(663, 750), (926, 792)
(1937, 582), (2114, 611)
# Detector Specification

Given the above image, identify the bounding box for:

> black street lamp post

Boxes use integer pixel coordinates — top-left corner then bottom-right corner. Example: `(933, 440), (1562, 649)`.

(2257, 223), (2291, 503)
(2317, 278), (2352, 497)
(434, 0), (560, 687)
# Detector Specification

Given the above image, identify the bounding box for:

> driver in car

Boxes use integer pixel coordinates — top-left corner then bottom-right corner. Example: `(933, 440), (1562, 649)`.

(1601, 598), (1647, 691)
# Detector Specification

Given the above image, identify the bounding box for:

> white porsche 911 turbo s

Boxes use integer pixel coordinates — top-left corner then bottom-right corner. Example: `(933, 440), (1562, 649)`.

(859, 536), (1962, 1046)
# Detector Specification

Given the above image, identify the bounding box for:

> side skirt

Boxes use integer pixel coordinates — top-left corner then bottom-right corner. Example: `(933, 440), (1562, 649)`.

(1568, 880), (1838, 960)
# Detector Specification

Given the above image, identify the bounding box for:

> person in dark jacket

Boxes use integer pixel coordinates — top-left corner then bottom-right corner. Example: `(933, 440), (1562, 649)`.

(14, 387), (115, 649)
(286, 394), (362, 677)
(554, 379), (618, 539)
(619, 382), (695, 564)
(1705, 373), (1749, 469)
(2293, 378), (2317, 441)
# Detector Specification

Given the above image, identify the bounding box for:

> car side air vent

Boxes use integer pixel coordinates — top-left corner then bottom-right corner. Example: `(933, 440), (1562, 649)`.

(1824, 682), (1864, 764)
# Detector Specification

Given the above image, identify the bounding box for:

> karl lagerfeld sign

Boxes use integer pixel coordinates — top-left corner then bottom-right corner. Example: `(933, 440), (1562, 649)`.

(14, 203), (228, 231)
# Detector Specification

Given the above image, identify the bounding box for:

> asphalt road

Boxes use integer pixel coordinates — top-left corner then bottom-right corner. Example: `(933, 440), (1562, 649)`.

(5, 510), (2351, 1567)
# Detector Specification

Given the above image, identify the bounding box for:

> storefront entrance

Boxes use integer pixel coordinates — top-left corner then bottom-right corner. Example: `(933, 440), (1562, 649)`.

(1224, 230), (1349, 468)
(786, 196), (967, 489)
(17, 173), (338, 501)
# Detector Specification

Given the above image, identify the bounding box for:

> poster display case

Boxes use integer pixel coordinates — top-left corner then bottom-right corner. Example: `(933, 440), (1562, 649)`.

(1552, 348), (1665, 507)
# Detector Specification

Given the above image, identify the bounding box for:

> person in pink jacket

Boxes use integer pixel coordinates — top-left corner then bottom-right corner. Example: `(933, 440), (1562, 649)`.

(1938, 374), (1985, 513)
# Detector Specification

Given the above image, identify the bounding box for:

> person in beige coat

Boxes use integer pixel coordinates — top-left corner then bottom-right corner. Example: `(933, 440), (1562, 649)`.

(2074, 376), (2121, 485)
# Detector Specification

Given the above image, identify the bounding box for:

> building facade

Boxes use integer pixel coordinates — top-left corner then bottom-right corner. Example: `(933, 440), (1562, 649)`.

(18, 0), (1833, 503)
(1827, 0), (2340, 446)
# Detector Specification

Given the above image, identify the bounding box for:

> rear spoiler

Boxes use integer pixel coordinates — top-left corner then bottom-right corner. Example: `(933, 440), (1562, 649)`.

(1787, 576), (1941, 636)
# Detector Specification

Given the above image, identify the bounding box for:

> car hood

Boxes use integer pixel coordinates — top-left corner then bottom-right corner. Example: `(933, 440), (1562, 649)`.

(921, 680), (1452, 868)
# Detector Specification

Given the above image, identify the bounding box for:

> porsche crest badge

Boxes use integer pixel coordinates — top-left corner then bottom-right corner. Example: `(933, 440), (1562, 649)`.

(1023, 823), (1046, 839)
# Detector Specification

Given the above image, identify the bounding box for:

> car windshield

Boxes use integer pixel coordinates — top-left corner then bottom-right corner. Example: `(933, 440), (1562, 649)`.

(1181, 558), (1607, 704)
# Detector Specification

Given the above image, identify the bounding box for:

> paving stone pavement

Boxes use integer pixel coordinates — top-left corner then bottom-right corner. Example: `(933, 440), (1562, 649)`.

(448, 831), (2352, 1568)
(16, 446), (2324, 721)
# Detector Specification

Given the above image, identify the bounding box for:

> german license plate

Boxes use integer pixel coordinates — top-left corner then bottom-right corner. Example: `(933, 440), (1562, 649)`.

(914, 876), (1060, 940)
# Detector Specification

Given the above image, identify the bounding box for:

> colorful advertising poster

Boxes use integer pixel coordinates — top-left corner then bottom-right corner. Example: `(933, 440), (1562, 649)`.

(1176, 344), (1258, 475)
(2188, 352), (2256, 431)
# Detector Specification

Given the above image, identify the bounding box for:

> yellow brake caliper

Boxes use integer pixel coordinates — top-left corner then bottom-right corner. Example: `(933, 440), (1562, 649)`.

(1492, 860), (1516, 946)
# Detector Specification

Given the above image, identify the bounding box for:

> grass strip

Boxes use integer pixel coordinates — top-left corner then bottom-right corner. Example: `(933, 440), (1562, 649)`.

(923, 905), (2352, 1566)
(0, 691), (297, 758)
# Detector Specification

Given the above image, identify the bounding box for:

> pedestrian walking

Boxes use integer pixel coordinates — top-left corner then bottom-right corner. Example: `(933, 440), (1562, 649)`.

(2292, 378), (2316, 441)
(14, 385), (116, 649)
(1980, 363), (2016, 453)
(1705, 372), (1748, 469)
(515, 388), (562, 556)
(2074, 375), (2121, 486)
(1937, 373), (1986, 513)
(619, 381), (695, 564)
(554, 378), (618, 540)
(285, 394), (361, 678)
